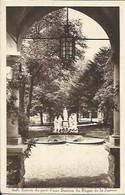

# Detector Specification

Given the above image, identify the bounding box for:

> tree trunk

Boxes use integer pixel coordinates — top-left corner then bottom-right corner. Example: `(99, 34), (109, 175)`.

(91, 115), (93, 122)
(49, 108), (52, 123)
(27, 76), (34, 118)
(103, 111), (108, 125)
(39, 110), (43, 126)
(76, 112), (79, 123)
(89, 112), (93, 122)
(76, 104), (80, 123)
(49, 114), (52, 123)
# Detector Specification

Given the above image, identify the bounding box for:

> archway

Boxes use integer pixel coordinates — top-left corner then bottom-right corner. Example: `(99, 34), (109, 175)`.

(6, 6), (120, 188)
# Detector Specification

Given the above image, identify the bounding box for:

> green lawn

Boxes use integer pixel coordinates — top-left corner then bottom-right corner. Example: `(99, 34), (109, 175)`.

(28, 124), (111, 141)
(78, 125), (110, 141)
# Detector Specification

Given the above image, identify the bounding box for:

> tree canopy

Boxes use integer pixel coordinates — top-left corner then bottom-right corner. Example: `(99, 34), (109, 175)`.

(7, 7), (114, 138)
(18, 8), (87, 125)
(67, 46), (113, 127)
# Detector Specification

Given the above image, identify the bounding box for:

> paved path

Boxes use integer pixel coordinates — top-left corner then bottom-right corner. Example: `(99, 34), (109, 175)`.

(29, 125), (52, 131)
(24, 143), (110, 188)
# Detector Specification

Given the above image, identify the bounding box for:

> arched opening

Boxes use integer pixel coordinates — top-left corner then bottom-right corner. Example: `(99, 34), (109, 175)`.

(16, 8), (111, 187)
(6, 5), (119, 189)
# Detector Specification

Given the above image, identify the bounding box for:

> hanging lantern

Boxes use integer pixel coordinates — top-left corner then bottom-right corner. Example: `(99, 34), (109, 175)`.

(60, 34), (75, 63)
(60, 8), (75, 64)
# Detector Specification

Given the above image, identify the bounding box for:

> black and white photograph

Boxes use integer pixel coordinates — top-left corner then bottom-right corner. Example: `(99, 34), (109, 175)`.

(0, 0), (125, 194)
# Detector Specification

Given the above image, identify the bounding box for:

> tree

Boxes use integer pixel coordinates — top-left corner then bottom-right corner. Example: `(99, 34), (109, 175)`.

(20, 8), (87, 120)
(94, 47), (114, 128)
(67, 47), (113, 125)
(30, 68), (72, 124)
(68, 60), (103, 118)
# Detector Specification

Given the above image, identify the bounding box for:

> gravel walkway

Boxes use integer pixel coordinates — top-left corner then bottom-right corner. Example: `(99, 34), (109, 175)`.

(24, 143), (110, 188)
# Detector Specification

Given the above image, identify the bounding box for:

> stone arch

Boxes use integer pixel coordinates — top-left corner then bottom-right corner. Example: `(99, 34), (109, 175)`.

(7, 7), (119, 56)
(6, 6), (120, 188)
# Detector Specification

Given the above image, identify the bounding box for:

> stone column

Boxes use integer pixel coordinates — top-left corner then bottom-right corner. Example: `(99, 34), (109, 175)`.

(7, 55), (27, 188)
(110, 61), (120, 146)
(7, 57), (22, 145)
(105, 51), (120, 188)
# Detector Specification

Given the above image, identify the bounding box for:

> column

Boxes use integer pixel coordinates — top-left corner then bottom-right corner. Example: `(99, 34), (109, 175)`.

(105, 51), (120, 188)
(110, 59), (120, 146)
(7, 57), (22, 145)
(7, 55), (26, 188)
(6, 33), (27, 187)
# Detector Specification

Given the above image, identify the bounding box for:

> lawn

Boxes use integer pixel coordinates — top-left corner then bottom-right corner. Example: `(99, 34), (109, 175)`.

(28, 124), (111, 141)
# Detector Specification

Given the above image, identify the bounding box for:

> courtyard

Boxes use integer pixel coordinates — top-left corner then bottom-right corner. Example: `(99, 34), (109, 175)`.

(25, 142), (110, 188)
(24, 124), (110, 188)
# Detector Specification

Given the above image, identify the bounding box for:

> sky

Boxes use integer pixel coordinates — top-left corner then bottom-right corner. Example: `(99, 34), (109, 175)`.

(21, 8), (111, 63)
(69, 8), (110, 61)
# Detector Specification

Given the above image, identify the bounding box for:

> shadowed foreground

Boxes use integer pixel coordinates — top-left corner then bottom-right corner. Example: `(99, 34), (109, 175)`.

(25, 174), (110, 188)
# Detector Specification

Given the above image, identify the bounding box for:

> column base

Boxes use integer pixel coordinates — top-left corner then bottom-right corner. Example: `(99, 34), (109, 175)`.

(109, 134), (120, 146)
(7, 136), (22, 145)
(7, 144), (27, 188)
(105, 142), (120, 188)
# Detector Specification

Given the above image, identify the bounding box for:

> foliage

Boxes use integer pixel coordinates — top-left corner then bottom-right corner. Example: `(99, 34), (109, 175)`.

(67, 60), (103, 114)
(20, 8), (87, 120)
(93, 47), (114, 128)
(94, 62), (113, 126)
(7, 94), (19, 121)
(18, 113), (29, 140)
(67, 46), (114, 128)
(23, 139), (36, 159)
(7, 139), (36, 185)
(8, 9), (115, 134)
(7, 68), (30, 138)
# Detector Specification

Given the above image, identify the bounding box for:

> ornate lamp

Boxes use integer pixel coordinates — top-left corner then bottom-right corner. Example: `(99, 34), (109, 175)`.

(60, 8), (75, 65)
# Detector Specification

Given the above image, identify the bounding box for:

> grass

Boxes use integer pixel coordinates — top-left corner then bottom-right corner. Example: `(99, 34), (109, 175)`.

(79, 124), (111, 141)
(28, 124), (111, 141)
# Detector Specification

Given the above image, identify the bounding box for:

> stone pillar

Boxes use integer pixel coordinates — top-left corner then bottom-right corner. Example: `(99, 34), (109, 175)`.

(7, 55), (26, 188)
(7, 58), (22, 145)
(105, 51), (120, 188)
(110, 61), (120, 146)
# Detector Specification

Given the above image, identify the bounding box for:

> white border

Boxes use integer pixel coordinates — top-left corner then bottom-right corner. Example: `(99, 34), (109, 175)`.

(1, 0), (125, 194)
